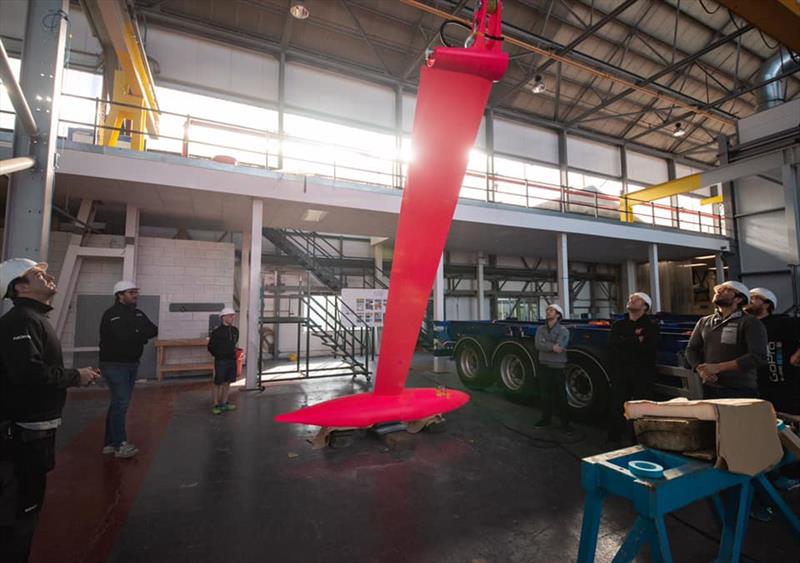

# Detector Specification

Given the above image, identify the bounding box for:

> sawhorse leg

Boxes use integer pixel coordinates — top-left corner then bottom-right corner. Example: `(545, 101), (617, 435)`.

(716, 482), (752, 563)
(577, 490), (606, 563)
(753, 474), (800, 538)
(612, 516), (673, 563)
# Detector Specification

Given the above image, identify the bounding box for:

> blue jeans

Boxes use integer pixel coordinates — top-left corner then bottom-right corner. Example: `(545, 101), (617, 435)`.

(102, 364), (138, 447)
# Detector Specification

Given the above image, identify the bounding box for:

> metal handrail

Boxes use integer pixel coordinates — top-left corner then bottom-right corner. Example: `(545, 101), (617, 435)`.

(16, 92), (728, 235)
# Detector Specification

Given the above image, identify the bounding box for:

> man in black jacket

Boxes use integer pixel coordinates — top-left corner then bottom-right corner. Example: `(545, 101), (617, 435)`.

(99, 281), (158, 459)
(207, 308), (239, 415)
(607, 292), (660, 445)
(0, 258), (98, 563)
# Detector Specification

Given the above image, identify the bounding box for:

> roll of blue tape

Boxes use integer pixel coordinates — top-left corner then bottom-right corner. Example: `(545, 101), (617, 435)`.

(628, 460), (665, 479)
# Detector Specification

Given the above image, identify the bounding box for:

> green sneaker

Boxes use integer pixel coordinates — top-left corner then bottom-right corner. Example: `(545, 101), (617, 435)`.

(212, 406), (223, 415)
(222, 403), (237, 412)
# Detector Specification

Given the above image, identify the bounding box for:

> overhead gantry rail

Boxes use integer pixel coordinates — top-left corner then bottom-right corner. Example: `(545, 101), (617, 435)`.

(80, 0), (160, 151)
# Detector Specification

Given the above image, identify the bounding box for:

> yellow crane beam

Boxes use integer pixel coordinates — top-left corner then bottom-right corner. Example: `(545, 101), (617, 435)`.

(81, 0), (159, 149)
(620, 149), (791, 222)
(716, 0), (800, 53)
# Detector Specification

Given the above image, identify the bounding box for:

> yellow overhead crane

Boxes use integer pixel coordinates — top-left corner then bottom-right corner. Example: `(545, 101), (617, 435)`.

(81, 0), (159, 151)
(620, 149), (791, 223)
(620, 174), (710, 223)
(716, 0), (800, 53)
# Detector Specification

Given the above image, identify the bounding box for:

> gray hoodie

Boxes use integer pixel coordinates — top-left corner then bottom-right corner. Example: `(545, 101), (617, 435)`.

(535, 321), (570, 367)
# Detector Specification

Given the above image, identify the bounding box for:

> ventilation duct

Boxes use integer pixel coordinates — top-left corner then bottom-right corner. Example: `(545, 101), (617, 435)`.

(755, 49), (800, 111)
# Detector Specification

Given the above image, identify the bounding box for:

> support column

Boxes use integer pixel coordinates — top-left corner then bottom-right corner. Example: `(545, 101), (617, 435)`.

(715, 253), (726, 284)
(558, 131), (569, 213)
(122, 205), (139, 282)
(245, 200), (263, 390)
(649, 243), (661, 313)
(432, 254), (446, 373)
(239, 232), (251, 366)
(477, 252), (487, 320)
(624, 259), (637, 298)
(783, 155), (800, 266)
(2, 0), (69, 262)
(556, 233), (570, 318)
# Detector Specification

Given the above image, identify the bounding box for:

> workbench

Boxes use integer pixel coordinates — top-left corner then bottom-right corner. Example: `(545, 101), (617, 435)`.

(154, 338), (213, 381)
(577, 445), (800, 563)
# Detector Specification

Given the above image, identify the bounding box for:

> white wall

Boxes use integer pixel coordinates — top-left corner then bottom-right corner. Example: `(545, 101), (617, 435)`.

(42, 233), (236, 371)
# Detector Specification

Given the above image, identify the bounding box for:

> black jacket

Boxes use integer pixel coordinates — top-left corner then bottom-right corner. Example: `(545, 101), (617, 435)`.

(0, 298), (80, 423)
(609, 314), (660, 375)
(207, 324), (239, 360)
(99, 302), (158, 364)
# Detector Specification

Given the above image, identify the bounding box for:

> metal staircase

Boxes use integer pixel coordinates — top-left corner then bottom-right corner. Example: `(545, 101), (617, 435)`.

(262, 227), (388, 291)
(301, 294), (372, 381)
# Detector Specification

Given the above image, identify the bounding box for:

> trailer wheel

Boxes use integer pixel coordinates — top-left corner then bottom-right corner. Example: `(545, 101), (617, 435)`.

(495, 345), (537, 404)
(454, 341), (494, 389)
(564, 351), (610, 421)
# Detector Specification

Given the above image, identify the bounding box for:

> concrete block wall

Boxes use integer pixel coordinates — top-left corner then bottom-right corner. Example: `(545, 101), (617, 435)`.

(43, 234), (235, 369)
(136, 237), (236, 366)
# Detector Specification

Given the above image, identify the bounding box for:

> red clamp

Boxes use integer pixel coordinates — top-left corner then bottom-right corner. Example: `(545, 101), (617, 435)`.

(427, 0), (509, 81)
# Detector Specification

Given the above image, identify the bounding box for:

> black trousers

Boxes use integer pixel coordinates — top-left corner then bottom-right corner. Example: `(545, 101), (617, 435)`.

(0, 429), (55, 563)
(608, 365), (654, 441)
(539, 365), (570, 425)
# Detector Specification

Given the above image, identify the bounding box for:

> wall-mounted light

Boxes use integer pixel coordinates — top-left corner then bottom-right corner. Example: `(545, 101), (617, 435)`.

(672, 122), (686, 137)
(290, 2), (310, 20)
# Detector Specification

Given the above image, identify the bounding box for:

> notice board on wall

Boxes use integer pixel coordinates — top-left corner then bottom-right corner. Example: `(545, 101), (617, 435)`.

(340, 288), (389, 328)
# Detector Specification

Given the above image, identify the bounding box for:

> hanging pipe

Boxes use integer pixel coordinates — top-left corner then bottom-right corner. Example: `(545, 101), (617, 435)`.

(755, 49), (800, 111)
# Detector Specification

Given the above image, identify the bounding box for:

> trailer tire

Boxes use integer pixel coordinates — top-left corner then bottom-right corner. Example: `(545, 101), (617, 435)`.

(494, 344), (538, 404)
(454, 341), (494, 389)
(564, 350), (610, 421)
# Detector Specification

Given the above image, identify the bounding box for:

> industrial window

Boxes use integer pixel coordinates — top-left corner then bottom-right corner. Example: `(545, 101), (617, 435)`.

(493, 118), (559, 165)
(626, 150), (669, 185)
(461, 150), (489, 201)
(494, 156), (561, 210)
(567, 170), (623, 218)
(282, 113), (395, 186)
(566, 135), (621, 177)
(152, 85), (279, 166)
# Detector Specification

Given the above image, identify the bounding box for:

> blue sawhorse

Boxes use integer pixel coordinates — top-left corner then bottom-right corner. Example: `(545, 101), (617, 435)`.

(577, 446), (800, 563)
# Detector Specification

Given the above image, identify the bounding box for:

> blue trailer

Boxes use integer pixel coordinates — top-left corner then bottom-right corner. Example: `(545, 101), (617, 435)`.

(433, 315), (704, 420)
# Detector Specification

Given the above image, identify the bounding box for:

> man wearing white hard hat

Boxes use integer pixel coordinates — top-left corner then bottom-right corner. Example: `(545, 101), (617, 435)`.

(745, 287), (800, 413)
(607, 292), (660, 445)
(207, 308), (239, 415)
(0, 259), (99, 561)
(98, 281), (158, 459)
(685, 281), (767, 399)
(533, 303), (573, 431)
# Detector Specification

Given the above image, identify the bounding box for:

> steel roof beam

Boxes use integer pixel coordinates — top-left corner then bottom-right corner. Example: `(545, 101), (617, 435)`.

(566, 23), (753, 126)
(494, 0), (640, 106)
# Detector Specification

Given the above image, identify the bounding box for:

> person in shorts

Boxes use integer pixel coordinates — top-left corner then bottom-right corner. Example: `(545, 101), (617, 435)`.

(207, 308), (239, 415)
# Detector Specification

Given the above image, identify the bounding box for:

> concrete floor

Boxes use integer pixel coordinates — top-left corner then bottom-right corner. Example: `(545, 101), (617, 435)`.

(29, 353), (800, 562)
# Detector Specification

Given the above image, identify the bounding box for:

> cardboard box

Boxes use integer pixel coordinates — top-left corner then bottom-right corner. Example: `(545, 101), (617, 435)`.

(624, 398), (783, 476)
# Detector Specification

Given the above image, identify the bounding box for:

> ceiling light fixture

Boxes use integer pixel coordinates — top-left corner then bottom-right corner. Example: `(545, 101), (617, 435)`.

(301, 209), (328, 222)
(289, 2), (310, 20)
(672, 122), (686, 137)
(528, 74), (545, 94)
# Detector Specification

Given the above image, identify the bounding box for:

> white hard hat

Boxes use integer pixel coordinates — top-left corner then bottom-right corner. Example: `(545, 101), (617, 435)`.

(546, 303), (564, 317)
(750, 287), (777, 310)
(629, 292), (652, 309)
(714, 281), (750, 303)
(113, 280), (138, 295)
(220, 307), (236, 316)
(0, 258), (48, 299)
